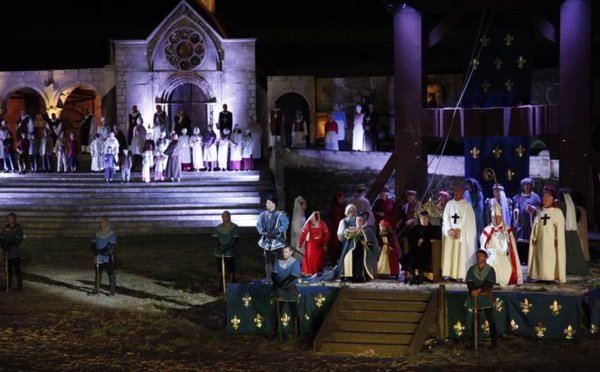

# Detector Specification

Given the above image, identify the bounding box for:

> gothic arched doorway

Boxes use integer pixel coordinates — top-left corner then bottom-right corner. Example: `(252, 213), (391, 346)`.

(167, 83), (208, 134)
(1, 87), (45, 137)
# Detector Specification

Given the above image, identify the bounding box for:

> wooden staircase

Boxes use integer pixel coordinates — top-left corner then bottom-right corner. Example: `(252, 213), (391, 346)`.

(0, 169), (272, 238)
(314, 287), (440, 356)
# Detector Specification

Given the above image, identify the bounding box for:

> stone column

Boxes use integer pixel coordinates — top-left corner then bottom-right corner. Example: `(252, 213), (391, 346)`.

(392, 4), (427, 196)
(559, 0), (594, 222)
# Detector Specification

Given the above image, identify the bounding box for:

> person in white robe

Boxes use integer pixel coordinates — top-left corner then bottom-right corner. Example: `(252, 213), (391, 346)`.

(241, 130), (254, 171)
(352, 104), (365, 151)
(189, 127), (204, 171)
(217, 128), (230, 171)
(89, 133), (105, 173)
(154, 131), (169, 182)
(203, 125), (217, 171)
(229, 124), (243, 170)
(480, 202), (523, 287)
(527, 193), (567, 283)
(179, 127), (192, 171)
(441, 184), (478, 281)
(290, 196), (307, 261)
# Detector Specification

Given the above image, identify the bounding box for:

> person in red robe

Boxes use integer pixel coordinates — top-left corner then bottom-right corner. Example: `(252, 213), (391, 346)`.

(329, 191), (346, 264)
(376, 219), (402, 279)
(298, 212), (331, 276)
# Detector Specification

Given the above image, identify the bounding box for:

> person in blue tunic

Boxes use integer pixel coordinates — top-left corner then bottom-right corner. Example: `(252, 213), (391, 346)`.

(256, 195), (289, 284)
(465, 249), (497, 349)
(269, 245), (301, 340)
(212, 211), (240, 290)
(89, 217), (117, 296)
(1, 212), (24, 291)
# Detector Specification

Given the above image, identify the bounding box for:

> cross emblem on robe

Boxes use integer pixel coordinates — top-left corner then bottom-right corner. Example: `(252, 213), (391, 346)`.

(541, 214), (551, 226)
(451, 213), (460, 224)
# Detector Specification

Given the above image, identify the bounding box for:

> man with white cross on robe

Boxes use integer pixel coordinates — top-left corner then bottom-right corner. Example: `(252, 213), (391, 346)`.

(527, 192), (567, 283)
(441, 183), (478, 281)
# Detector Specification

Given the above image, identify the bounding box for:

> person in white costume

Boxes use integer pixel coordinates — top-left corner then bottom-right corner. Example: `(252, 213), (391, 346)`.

(441, 184), (478, 281)
(480, 202), (523, 287)
(527, 193), (567, 283)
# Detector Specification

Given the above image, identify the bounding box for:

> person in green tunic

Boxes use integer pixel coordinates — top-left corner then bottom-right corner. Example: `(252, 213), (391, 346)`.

(465, 249), (497, 349)
(212, 211), (239, 290)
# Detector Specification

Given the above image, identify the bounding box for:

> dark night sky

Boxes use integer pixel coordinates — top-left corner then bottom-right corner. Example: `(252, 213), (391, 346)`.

(0, 1), (595, 77)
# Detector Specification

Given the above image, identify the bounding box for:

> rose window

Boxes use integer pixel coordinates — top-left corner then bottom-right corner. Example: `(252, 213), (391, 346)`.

(164, 28), (206, 70)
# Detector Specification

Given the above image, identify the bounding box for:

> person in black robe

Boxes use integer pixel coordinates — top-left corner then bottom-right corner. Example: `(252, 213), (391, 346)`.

(164, 133), (182, 182)
(407, 211), (436, 285)
(218, 104), (233, 139)
(174, 109), (191, 135)
(127, 105), (143, 146)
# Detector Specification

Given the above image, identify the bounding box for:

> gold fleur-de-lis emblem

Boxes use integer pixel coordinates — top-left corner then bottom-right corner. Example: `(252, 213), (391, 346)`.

(315, 293), (326, 308)
(481, 320), (490, 335)
(494, 298), (504, 312)
(242, 294), (252, 308)
(591, 324), (598, 334)
(304, 313), (311, 321)
(504, 33), (514, 46)
(480, 36), (490, 47)
(505, 169), (515, 181)
(521, 298), (533, 314)
(254, 313), (263, 329)
(515, 145), (526, 158)
(550, 300), (562, 316)
(470, 58), (480, 70)
(564, 325), (576, 340)
(231, 315), (241, 331)
(470, 146), (480, 159)
(493, 57), (503, 70)
(517, 56), (527, 69)
(453, 321), (466, 336)
(280, 312), (291, 327)
(481, 80), (491, 93)
(510, 319), (519, 331)
(504, 79), (514, 92)
(535, 322), (546, 338)
(492, 146), (502, 159)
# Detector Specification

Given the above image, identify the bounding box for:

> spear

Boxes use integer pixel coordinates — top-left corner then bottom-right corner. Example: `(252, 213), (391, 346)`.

(221, 253), (227, 294)
(473, 295), (479, 351)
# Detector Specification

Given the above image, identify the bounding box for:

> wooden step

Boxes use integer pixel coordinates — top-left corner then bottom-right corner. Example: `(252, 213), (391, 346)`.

(318, 341), (410, 356)
(328, 319), (418, 334)
(313, 287), (440, 356)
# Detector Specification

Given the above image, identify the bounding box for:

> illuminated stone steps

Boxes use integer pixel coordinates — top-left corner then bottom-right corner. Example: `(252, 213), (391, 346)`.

(0, 170), (271, 238)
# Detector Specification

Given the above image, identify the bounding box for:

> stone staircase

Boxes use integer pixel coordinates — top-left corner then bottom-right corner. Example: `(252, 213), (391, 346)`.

(313, 287), (440, 356)
(0, 169), (272, 238)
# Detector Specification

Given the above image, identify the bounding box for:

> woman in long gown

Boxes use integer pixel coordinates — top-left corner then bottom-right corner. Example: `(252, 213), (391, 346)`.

(351, 104), (364, 151)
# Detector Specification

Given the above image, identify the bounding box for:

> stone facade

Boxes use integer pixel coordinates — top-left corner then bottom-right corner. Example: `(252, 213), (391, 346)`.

(0, 1), (256, 137)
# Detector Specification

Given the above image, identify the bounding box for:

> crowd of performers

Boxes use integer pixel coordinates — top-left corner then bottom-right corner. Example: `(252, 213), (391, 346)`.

(0, 105), (257, 180)
(247, 177), (591, 291)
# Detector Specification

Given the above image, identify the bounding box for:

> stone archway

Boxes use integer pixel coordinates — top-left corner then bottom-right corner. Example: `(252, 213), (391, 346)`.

(1, 87), (45, 138)
(159, 75), (216, 134)
(275, 92), (310, 148)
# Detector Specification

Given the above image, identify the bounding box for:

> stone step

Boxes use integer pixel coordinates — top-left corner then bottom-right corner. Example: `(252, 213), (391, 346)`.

(0, 207), (262, 217)
(23, 225), (260, 238)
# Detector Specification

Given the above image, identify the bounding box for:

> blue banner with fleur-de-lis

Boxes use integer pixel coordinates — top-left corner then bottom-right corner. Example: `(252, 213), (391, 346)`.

(464, 136), (530, 198)
(226, 283), (339, 334)
(462, 25), (533, 108)
(447, 291), (582, 342)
